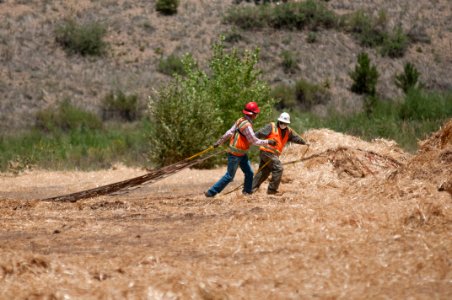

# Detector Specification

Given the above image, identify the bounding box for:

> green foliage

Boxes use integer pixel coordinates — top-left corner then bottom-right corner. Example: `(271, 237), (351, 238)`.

(101, 90), (140, 122)
(363, 95), (378, 116)
(55, 19), (107, 56)
(395, 62), (420, 93)
(341, 10), (386, 47)
(294, 78), (331, 110)
(148, 38), (273, 167)
(290, 90), (452, 152)
(155, 0), (180, 15)
(281, 50), (299, 74)
(306, 31), (317, 43)
(342, 10), (410, 57)
(225, 0), (337, 30)
(0, 120), (152, 171)
(224, 6), (267, 30)
(223, 28), (244, 44)
(35, 100), (102, 132)
(380, 26), (409, 58)
(157, 54), (187, 76)
(270, 0), (337, 30)
(350, 52), (379, 96)
(271, 84), (296, 110)
(270, 79), (330, 111)
(399, 89), (452, 121)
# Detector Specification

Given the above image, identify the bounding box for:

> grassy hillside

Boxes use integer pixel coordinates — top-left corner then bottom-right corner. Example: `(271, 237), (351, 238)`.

(0, 0), (451, 129)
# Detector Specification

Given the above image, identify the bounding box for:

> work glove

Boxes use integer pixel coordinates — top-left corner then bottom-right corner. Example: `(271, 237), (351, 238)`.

(268, 139), (277, 146)
(213, 142), (221, 148)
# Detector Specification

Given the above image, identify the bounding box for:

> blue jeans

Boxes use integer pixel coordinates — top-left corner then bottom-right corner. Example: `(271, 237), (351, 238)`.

(208, 153), (254, 195)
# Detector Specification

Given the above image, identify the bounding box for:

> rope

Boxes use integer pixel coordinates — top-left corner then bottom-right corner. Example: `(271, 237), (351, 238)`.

(42, 146), (220, 203)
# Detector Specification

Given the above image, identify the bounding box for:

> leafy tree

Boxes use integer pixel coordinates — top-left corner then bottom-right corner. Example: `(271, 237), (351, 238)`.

(395, 62), (420, 93)
(350, 52), (379, 96)
(148, 38), (274, 167)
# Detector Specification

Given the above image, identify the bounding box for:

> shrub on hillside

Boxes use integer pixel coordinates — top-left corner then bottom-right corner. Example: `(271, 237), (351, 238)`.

(341, 10), (386, 48)
(55, 19), (107, 56)
(281, 50), (299, 74)
(101, 90), (140, 122)
(271, 84), (296, 110)
(157, 54), (187, 76)
(395, 62), (420, 94)
(35, 100), (102, 132)
(380, 26), (409, 58)
(148, 39), (273, 167)
(225, 0), (337, 30)
(155, 0), (180, 15)
(294, 78), (331, 110)
(350, 52), (379, 96)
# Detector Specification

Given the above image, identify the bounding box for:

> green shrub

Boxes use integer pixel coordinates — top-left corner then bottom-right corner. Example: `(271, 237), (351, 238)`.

(55, 19), (107, 56)
(35, 99), (103, 132)
(350, 52), (379, 96)
(281, 50), (299, 74)
(294, 78), (331, 110)
(225, 0), (337, 30)
(101, 90), (140, 122)
(399, 89), (452, 121)
(224, 28), (244, 44)
(341, 10), (386, 48)
(155, 0), (180, 15)
(395, 62), (420, 93)
(148, 38), (274, 167)
(306, 31), (317, 43)
(157, 54), (187, 76)
(271, 84), (296, 109)
(380, 26), (409, 58)
(224, 6), (268, 30)
(341, 10), (410, 57)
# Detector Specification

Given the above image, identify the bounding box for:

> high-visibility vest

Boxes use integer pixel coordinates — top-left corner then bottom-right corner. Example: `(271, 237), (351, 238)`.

(228, 117), (252, 156)
(260, 122), (290, 156)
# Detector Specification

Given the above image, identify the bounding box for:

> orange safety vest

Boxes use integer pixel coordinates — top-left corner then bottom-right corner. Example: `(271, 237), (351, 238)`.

(228, 117), (252, 156)
(260, 122), (290, 156)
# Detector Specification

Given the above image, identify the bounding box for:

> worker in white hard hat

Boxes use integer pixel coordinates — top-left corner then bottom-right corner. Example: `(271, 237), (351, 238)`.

(252, 112), (308, 195)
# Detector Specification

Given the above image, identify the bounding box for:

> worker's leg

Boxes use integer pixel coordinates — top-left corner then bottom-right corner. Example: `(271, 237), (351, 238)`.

(252, 151), (272, 191)
(268, 156), (283, 193)
(207, 154), (240, 196)
(239, 154), (254, 194)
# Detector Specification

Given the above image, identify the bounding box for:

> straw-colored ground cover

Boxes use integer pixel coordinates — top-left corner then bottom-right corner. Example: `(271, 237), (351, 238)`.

(1, 121), (451, 299)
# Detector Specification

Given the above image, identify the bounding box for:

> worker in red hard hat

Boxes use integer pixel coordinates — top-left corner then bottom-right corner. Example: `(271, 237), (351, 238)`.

(252, 112), (309, 195)
(205, 102), (276, 197)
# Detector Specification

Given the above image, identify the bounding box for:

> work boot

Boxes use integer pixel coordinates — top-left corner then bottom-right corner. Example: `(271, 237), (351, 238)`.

(242, 191), (252, 196)
(267, 189), (282, 195)
(204, 191), (215, 198)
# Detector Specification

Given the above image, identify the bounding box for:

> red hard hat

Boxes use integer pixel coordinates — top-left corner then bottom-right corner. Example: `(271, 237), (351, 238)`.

(242, 101), (260, 115)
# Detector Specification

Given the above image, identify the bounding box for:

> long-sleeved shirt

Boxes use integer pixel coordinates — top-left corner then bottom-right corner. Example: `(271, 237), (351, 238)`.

(255, 123), (306, 145)
(216, 116), (269, 147)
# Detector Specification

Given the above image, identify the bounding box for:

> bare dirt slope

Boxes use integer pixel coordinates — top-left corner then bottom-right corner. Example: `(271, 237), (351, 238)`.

(1, 122), (451, 299)
(1, 0), (451, 129)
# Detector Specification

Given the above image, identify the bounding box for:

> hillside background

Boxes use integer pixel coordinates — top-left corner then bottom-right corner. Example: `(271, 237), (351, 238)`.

(1, 0), (451, 131)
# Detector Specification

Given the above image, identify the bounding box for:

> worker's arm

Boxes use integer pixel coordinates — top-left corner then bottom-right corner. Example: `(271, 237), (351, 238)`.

(255, 123), (272, 139)
(243, 126), (272, 146)
(289, 129), (307, 145)
(213, 123), (236, 147)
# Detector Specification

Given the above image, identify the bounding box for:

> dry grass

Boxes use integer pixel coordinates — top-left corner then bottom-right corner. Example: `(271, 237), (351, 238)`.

(0, 0), (451, 129)
(1, 122), (451, 299)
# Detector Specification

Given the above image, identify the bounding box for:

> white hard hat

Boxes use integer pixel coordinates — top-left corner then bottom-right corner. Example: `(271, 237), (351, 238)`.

(278, 112), (290, 124)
